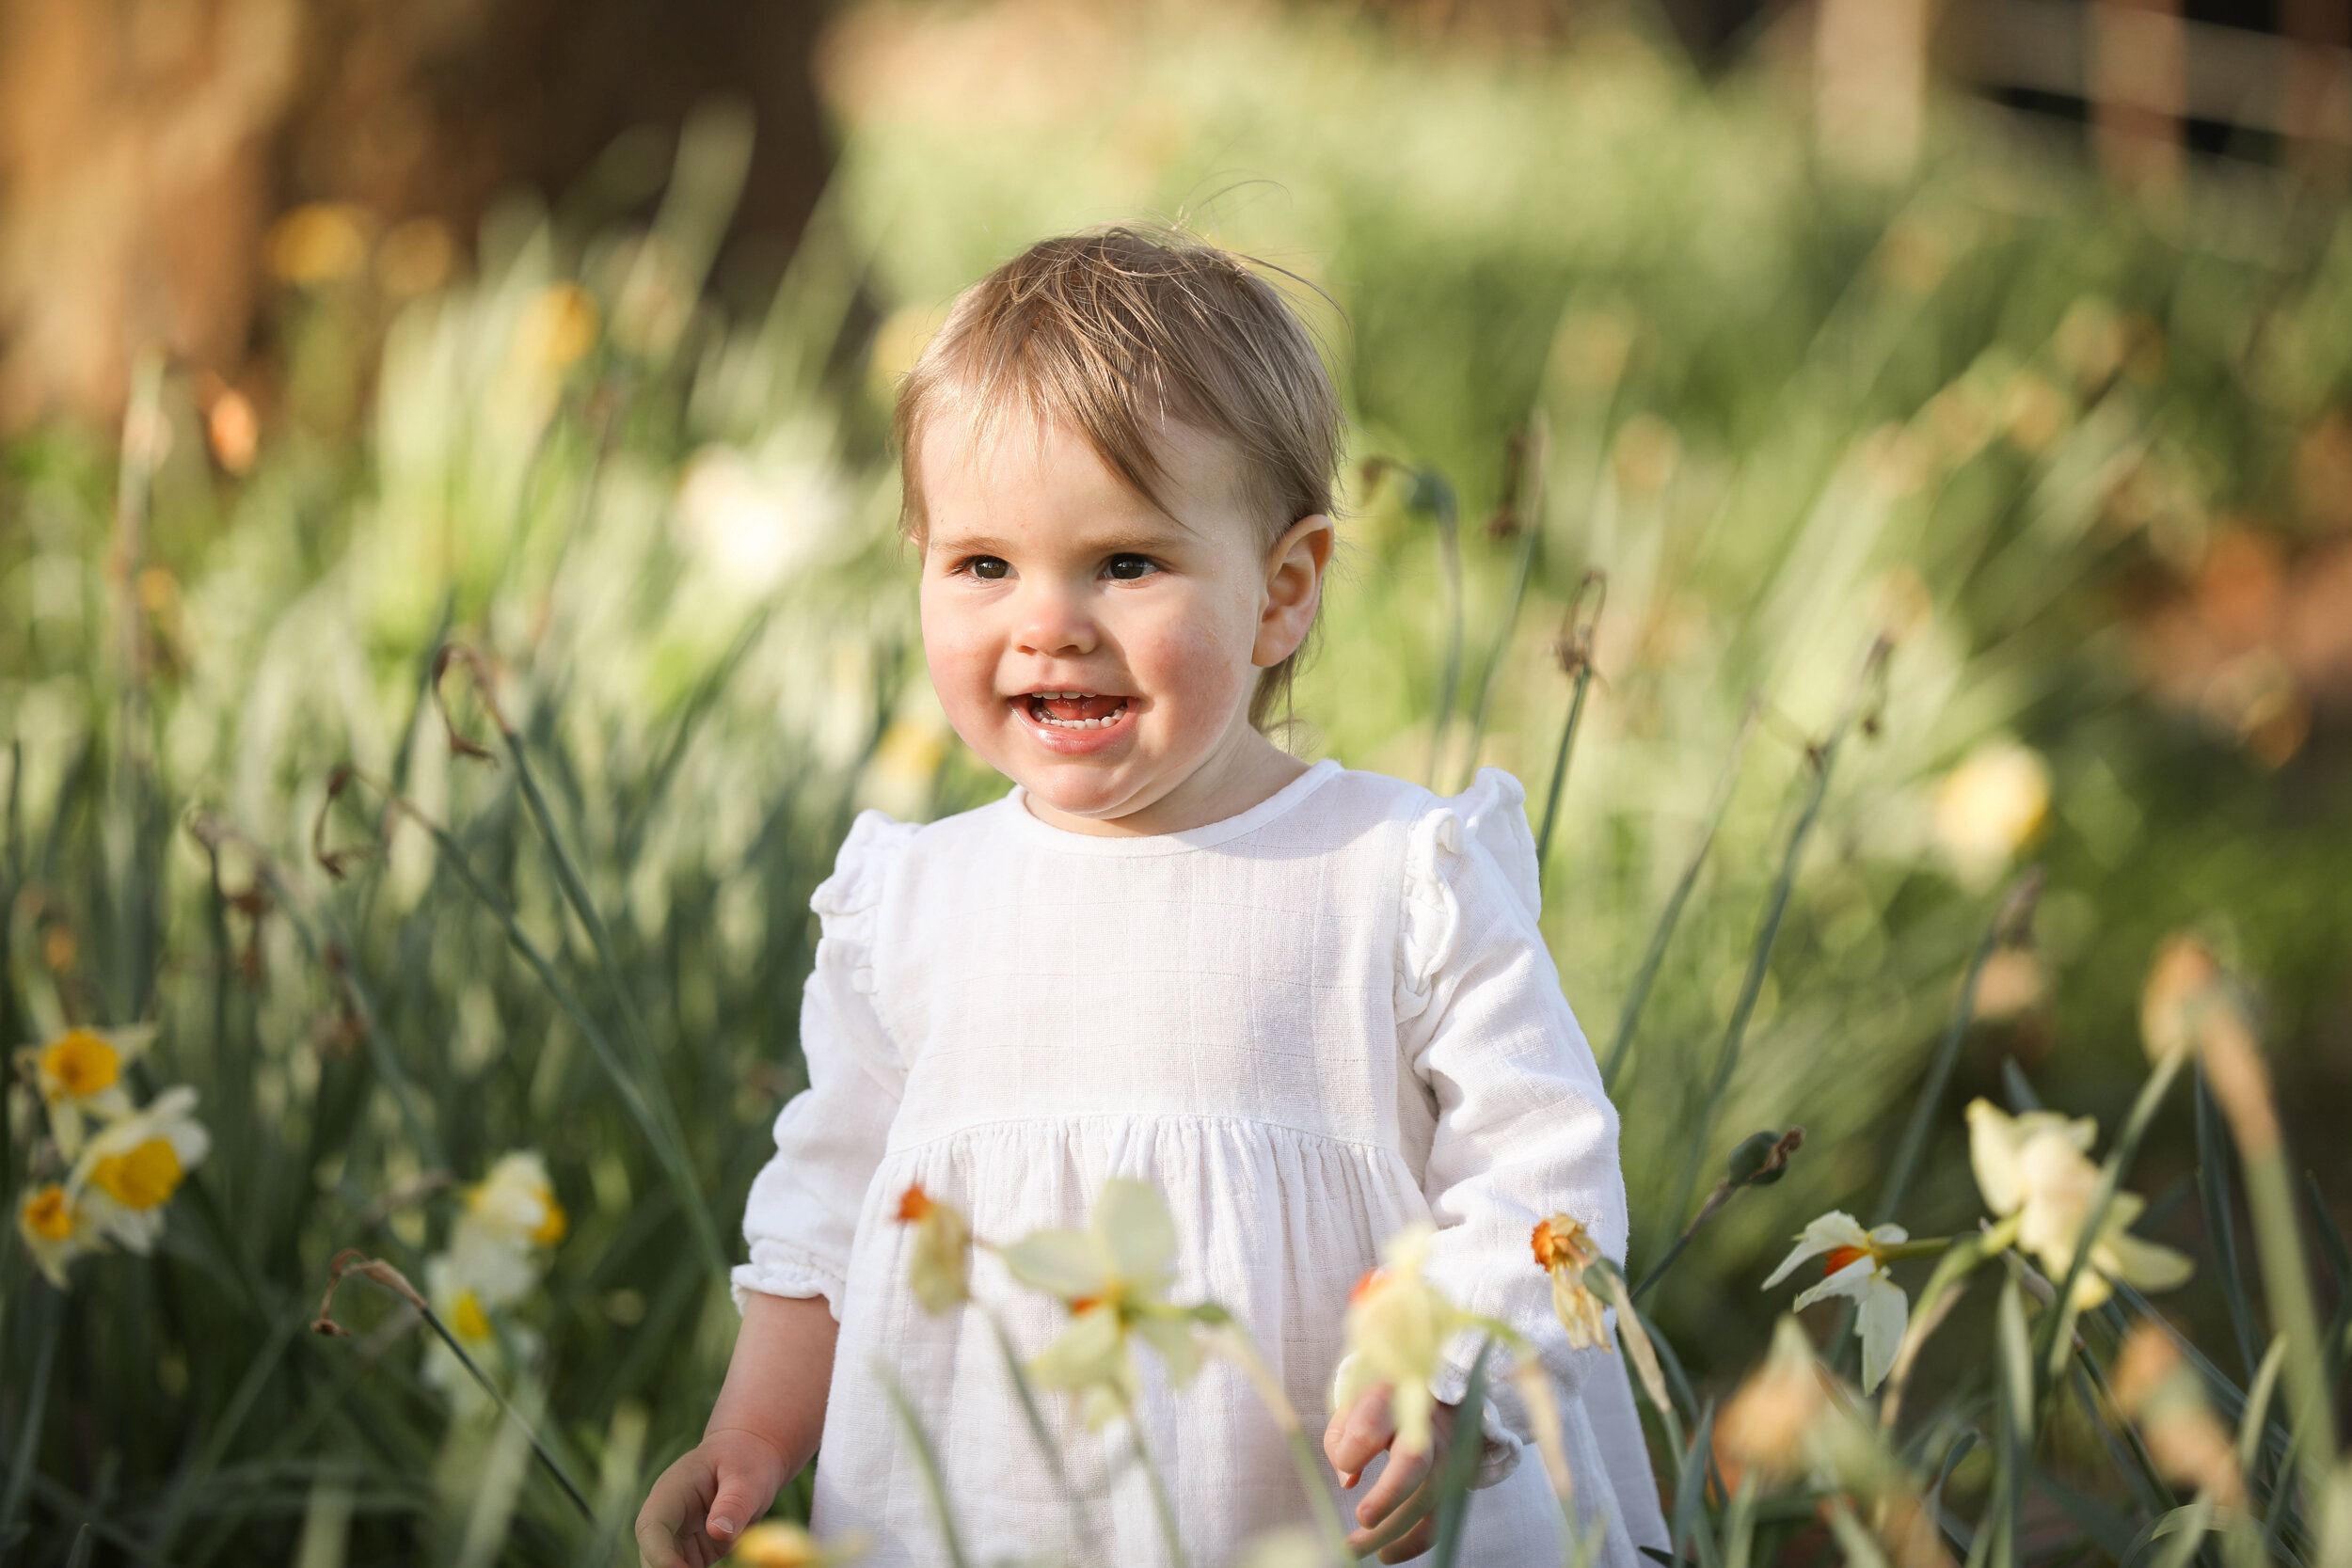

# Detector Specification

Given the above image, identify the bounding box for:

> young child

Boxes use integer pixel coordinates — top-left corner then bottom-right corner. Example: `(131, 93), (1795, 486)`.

(637, 229), (1666, 1568)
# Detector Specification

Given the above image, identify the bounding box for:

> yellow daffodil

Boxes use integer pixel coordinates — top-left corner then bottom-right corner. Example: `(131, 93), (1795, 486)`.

(1000, 1178), (1203, 1429)
(1965, 1100), (2193, 1308)
(894, 1184), (971, 1314)
(71, 1085), (208, 1254)
(1760, 1212), (1910, 1393)
(1931, 741), (2048, 886)
(1532, 1213), (1610, 1352)
(1330, 1223), (1478, 1461)
(725, 1519), (868, 1566)
(15, 1024), (155, 1159)
(17, 1182), (101, 1288)
(448, 1150), (565, 1307)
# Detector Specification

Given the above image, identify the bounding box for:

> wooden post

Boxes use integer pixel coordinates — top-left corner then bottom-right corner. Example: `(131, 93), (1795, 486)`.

(1815, 0), (1934, 179)
(2089, 0), (2185, 194)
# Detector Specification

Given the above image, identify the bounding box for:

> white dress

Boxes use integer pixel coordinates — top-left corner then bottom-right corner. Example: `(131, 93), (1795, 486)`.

(735, 760), (1668, 1568)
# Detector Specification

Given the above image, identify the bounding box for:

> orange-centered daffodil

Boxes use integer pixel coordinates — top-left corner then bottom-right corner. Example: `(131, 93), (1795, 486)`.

(1761, 1212), (1909, 1393)
(1532, 1213), (1610, 1352)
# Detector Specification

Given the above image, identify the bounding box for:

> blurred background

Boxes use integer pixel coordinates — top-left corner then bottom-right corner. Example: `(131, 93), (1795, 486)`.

(3, 0), (2348, 1562)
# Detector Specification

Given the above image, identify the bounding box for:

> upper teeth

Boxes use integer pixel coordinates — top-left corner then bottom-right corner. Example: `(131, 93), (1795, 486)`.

(1040, 691), (1092, 700)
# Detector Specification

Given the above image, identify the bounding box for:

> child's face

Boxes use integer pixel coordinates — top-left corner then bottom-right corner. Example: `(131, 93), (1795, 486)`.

(915, 405), (1327, 833)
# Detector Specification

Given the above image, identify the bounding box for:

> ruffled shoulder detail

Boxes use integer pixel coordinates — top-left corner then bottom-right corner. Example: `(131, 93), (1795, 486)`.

(1396, 768), (1542, 1020)
(809, 810), (921, 992)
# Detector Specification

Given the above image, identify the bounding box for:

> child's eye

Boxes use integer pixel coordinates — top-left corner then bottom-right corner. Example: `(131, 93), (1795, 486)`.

(964, 556), (1010, 580)
(1104, 554), (1158, 581)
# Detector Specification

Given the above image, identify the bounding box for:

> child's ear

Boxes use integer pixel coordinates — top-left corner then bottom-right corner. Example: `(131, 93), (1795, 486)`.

(1255, 514), (1333, 668)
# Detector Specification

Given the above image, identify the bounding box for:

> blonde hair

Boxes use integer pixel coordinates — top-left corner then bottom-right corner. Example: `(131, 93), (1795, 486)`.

(893, 226), (1343, 730)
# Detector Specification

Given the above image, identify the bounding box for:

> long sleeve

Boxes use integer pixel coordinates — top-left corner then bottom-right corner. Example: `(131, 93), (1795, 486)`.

(1394, 769), (1629, 1404)
(732, 811), (918, 1318)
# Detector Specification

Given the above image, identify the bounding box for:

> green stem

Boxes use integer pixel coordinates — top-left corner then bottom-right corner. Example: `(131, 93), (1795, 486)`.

(1425, 481), (1464, 790)
(1534, 661), (1594, 877)
(2038, 1050), (2186, 1383)
(1600, 705), (1755, 1091)
(880, 1364), (975, 1568)
(0, 1283), (61, 1550)
(1877, 870), (2042, 1227)
(1458, 422), (1549, 789)
(1659, 638), (1886, 1254)
(1129, 1417), (1191, 1568)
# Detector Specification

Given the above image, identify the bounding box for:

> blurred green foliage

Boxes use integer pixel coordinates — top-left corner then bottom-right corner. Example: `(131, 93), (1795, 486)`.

(2, 7), (2348, 1563)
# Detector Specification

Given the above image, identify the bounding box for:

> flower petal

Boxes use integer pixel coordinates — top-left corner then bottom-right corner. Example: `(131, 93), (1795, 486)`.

(1028, 1303), (1126, 1393)
(1133, 1308), (1203, 1387)
(1966, 1100), (2025, 1216)
(1856, 1275), (1909, 1394)
(1093, 1178), (1178, 1291)
(1762, 1211), (1869, 1290)
(999, 1228), (1108, 1301)
(2099, 1231), (2195, 1293)
(1791, 1254), (1878, 1313)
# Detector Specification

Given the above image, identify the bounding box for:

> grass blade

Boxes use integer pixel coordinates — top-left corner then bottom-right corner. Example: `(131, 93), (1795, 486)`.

(879, 1363), (974, 1568)
(1429, 1340), (1493, 1568)
(0, 1286), (61, 1552)
(1601, 704), (1754, 1091)
(1534, 573), (1605, 875)
(2195, 1069), (2264, 1383)
(1660, 637), (1888, 1247)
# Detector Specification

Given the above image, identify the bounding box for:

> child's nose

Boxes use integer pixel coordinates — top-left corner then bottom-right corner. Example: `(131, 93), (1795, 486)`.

(1011, 579), (1098, 657)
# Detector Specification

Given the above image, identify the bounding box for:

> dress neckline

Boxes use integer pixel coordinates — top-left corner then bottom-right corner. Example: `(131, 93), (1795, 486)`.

(999, 757), (1342, 856)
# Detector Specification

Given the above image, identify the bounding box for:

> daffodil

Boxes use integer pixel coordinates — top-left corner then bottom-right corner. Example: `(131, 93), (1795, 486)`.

(15, 1024), (155, 1159)
(1931, 741), (2048, 886)
(71, 1085), (209, 1254)
(1760, 1212), (1909, 1393)
(1965, 1100), (2193, 1308)
(727, 1519), (867, 1565)
(1329, 1223), (1480, 1461)
(17, 1182), (101, 1288)
(1532, 1213), (1609, 1352)
(421, 1253), (506, 1412)
(894, 1184), (971, 1314)
(447, 1150), (566, 1307)
(999, 1178), (1205, 1429)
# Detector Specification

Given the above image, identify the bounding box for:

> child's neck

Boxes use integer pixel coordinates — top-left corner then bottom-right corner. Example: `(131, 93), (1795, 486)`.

(1024, 727), (1308, 838)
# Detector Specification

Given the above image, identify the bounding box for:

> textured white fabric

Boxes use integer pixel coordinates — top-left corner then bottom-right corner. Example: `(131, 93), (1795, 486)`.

(735, 761), (1668, 1567)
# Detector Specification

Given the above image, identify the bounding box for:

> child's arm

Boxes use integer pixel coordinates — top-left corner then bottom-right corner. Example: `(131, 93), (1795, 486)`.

(634, 1291), (837, 1568)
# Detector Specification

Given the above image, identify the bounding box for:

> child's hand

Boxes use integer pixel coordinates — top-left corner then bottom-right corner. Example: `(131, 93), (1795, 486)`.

(1323, 1385), (1459, 1564)
(634, 1426), (789, 1568)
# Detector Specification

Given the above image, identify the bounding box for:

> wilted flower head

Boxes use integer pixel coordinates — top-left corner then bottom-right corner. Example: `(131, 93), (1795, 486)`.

(1761, 1212), (1909, 1393)
(17, 1182), (100, 1288)
(895, 1184), (972, 1314)
(1331, 1223), (1476, 1460)
(15, 1024), (155, 1159)
(1532, 1213), (1609, 1351)
(2112, 1325), (2242, 1504)
(726, 1518), (867, 1565)
(1717, 1317), (1832, 1481)
(1000, 1178), (1203, 1429)
(72, 1085), (210, 1255)
(2139, 935), (2224, 1065)
(1965, 1100), (2192, 1308)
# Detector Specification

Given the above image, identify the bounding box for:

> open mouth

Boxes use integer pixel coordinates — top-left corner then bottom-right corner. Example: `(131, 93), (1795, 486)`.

(1023, 690), (1132, 730)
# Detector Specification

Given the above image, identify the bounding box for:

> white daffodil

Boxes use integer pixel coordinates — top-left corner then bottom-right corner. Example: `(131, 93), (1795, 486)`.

(1966, 1100), (2193, 1308)
(17, 1182), (102, 1288)
(1330, 1223), (1479, 1461)
(1532, 1213), (1610, 1352)
(1931, 741), (2048, 886)
(421, 1252), (526, 1415)
(15, 1024), (156, 1160)
(1761, 1212), (1910, 1393)
(894, 1184), (971, 1315)
(71, 1085), (209, 1254)
(1000, 1178), (1204, 1429)
(446, 1150), (566, 1307)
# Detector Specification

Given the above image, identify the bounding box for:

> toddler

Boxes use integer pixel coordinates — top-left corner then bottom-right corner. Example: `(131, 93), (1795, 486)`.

(638, 229), (1665, 1567)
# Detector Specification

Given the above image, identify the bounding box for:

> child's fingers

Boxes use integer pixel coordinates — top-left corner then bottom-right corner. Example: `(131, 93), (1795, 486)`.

(705, 1474), (766, 1548)
(1348, 1441), (1430, 1532)
(1322, 1384), (1398, 1477)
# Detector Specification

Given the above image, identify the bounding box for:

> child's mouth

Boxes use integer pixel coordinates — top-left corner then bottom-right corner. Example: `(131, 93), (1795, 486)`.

(1025, 691), (1131, 730)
